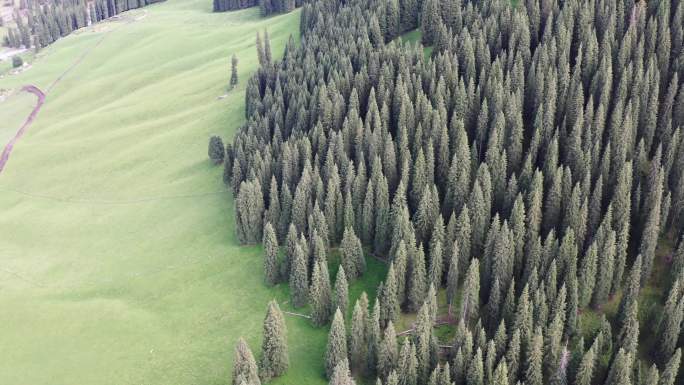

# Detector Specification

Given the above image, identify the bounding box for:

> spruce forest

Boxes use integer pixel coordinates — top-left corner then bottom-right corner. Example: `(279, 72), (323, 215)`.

(219, 0), (684, 384)
(3, 0), (163, 50)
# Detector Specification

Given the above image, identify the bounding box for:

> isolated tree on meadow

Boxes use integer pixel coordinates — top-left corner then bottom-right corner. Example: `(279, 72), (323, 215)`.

(12, 55), (23, 68)
(208, 135), (225, 164)
(230, 54), (239, 89)
(259, 300), (288, 381)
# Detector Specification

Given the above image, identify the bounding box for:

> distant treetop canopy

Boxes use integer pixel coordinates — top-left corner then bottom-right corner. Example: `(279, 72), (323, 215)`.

(213, 0), (300, 15)
(3, 0), (165, 50)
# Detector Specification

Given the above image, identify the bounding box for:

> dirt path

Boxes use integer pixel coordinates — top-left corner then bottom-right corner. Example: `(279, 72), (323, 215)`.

(0, 85), (45, 173)
(0, 9), (148, 175)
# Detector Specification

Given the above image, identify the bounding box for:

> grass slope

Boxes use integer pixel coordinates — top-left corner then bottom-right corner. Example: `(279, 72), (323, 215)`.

(0, 1), (387, 384)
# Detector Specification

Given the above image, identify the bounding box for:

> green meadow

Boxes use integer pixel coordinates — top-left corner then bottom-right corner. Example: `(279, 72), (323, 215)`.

(0, 1), (386, 384)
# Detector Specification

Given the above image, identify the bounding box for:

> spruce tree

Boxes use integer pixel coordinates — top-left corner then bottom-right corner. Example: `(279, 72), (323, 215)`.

(506, 328), (521, 383)
(427, 239), (443, 290)
(230, 54), (239, 89)
(255, 31), (265, 67)
(259, 300), (289, 380)
(592, 230), (616, 308)
(493, 360), (509, 385)
(334, 266), (349, 317)
(377, 321), (398, 379)
(330, 359), (356, 385)
(263, 222), (279, 286)
(263, 30), (272, 65)
(413, 303), (433, 382)
(341, 227), (365, 279)
(603, 348), (632, 385)
(659, 348), (682, 385)
(467, 348), (484, 385)
(446, 240), (459, 306)
(408, 244), (427, 312)
(461, 258), (480, 324)
(524, 328), (543, 385)
(232, 338), (261, 385)
(573, 346), (595, 385)
(657, 282), (684, 364)
(326, 309), (349, 379)
(397, 338), (418, 385)
(310, 261), (333, 326)
(380, 262), (400, 325)
(267, 177), (281, 240)
(350, 297), (368, 373)
(578, 242), (598, 308)
(289, 244), (308, 308)
(420, 0), (440, 44)
(367, 299), (382, 376)
(236, 180), (265, 244)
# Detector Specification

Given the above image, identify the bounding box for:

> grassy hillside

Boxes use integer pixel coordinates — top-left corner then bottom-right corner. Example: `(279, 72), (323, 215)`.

(0, 1), (386, 384)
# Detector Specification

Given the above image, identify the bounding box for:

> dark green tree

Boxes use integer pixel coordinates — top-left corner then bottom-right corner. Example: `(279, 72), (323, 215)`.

(209, 135), (225, 164)
(350, 295), (368, 373)
(334, 266), (349, 317)
(289, 244), (308, 308)
(236, 180), (264, 244)
(377, 321), (398, 378)
(263, 222), (279, 286)
(524, 328), (543, 385)
(325, 309), (349, 379)
(380, 263), (400, 326)
(259, 300), (289, 380)
(341, 227), (365, 280)
(659, 348), (682, 385)
(461, 258), (480, 324)
(230, 54), (239, 89)
(310, 260), (333, 326)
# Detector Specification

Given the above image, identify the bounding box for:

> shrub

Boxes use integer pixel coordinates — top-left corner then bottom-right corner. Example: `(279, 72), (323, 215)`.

(12, 55), (23, 68)
(208, 135), (225, 164)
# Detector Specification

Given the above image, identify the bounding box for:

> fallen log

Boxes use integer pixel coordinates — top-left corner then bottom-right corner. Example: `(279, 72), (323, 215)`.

(283, 311), (311, 319)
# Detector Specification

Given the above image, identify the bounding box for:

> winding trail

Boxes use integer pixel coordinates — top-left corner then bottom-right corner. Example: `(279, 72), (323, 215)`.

(0, 85), (45, 173)
(0, 9), (148, 174)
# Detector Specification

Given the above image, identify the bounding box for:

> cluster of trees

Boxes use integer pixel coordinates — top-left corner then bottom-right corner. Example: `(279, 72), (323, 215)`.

(230, 300), (289, 385)
(212, 0), (299, 15)
(220, 0), (684, 384)
(3, 0), (163, 50)
(258, 0), (296, 17)
(213, 0), (257, 13)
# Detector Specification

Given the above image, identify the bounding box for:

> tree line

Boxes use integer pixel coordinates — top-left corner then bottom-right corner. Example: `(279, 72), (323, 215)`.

(212, 0), (300, 16)
(212, 0), (684, 384)
(3, 0), (163, 50)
